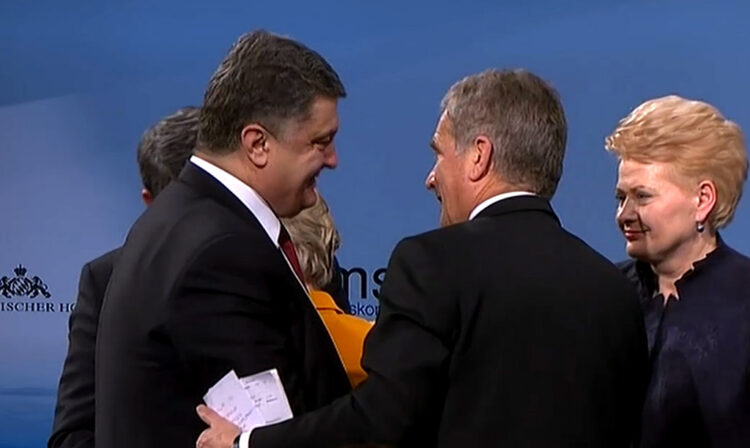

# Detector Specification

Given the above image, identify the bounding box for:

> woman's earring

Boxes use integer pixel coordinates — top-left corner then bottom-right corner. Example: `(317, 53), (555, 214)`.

(696, 222), (706, 233)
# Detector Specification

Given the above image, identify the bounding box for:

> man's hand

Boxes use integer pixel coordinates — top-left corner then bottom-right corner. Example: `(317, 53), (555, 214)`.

(196, 405), (242, 448)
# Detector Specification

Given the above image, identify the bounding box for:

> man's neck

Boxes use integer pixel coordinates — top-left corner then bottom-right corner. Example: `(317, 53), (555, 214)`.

(194, 150), (245, 180)
(194, 150), (266, 194)
(467, 180), (534, 220)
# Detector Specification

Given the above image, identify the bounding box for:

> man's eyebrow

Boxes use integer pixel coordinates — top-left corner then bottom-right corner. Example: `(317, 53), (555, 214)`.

(312, 128), (338, 142)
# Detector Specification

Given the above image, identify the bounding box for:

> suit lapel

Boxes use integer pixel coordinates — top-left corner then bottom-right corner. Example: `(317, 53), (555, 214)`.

(179, 162), (350, 383)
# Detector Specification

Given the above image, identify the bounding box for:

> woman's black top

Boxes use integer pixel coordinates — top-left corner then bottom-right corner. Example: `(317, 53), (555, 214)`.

(619, 237), (750, 447)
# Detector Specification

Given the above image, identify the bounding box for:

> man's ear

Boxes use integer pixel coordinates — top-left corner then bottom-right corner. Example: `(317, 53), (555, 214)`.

(141, 188), (153, 206)
(468, 135), (493, 181)
(240, 123), (270, 168)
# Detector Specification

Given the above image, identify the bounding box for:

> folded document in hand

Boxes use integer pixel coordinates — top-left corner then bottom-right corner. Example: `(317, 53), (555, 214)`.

(203, 369), (293, 432)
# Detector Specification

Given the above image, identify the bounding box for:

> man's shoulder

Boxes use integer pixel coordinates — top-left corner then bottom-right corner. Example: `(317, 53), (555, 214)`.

(394, 226), (455, 253)
(397, 214), (528, 252)
(404, 219), (478, 243)
(81, 247), (121, 287)
(131, 189), (270, 253)
(388, 222), (485, 266)
(84, 248), (120, 272)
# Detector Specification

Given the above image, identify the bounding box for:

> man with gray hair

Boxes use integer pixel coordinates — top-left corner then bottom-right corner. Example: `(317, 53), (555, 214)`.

(198, 69), (648, 447)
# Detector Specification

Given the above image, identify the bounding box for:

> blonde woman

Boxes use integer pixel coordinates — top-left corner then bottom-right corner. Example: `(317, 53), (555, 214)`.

(282, 191), (372, 387)
(606, 95), (750, 447)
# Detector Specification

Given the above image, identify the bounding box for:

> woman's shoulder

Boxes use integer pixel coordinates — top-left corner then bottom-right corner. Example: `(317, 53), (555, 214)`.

(720, 243), (750, 269)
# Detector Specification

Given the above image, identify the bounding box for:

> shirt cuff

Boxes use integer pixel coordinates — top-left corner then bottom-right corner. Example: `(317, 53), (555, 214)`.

(240, 431), (251, 448)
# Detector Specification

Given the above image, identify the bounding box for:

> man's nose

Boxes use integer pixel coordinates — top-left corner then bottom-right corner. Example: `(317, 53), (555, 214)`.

(324, 146), (338, 169)
(425, 170), (436, 190)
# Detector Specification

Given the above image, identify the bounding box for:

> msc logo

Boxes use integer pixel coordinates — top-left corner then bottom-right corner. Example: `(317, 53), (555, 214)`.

(1, 265), (51, 299)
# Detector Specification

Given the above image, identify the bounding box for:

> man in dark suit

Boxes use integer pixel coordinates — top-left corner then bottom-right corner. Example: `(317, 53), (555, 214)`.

(95, 30), (351, 448)
(47, 106), (201, 448)
(198, 69), (649, 448)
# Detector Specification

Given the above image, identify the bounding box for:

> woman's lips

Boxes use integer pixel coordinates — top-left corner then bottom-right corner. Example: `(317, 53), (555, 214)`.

(623, 229), (645, 241)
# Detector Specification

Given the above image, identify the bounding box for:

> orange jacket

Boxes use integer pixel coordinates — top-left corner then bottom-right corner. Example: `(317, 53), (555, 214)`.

(309, 290), (373, 387)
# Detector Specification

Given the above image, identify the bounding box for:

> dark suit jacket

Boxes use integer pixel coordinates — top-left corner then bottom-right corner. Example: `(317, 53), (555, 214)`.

(95, 162), (350, 447)
(48, 249), (118, 448)
(252, 196), (649, 447)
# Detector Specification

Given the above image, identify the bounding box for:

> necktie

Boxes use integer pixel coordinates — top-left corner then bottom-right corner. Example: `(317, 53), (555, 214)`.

(278, 225), (305, 283)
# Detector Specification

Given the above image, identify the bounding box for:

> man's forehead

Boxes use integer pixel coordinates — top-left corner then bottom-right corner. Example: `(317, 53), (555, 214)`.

(284, 101), (339, 137)
(434, 111), (453, 137)
(437, 110), (452, 128)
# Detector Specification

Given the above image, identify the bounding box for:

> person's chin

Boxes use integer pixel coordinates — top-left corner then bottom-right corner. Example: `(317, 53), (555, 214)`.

(300, 189), (317, 208)
(625, 242), (648, 260)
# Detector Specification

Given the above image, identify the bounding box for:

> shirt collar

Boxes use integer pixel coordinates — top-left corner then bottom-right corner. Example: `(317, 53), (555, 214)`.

(189, 155), (281, 247)
(632, 233), (728, 296)
(469, 191), (536, 220)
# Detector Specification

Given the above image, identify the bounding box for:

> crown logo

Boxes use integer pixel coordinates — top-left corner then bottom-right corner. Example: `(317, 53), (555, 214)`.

(1, 265), (51, 299)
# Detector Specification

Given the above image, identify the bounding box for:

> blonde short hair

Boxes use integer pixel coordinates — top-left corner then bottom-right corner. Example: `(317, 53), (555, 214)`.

(281, 192), (341, 290)
(605, 95), (748, 229)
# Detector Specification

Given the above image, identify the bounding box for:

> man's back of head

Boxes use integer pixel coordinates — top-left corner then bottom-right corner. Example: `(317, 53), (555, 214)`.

(137, 106), (200, 204)
(426, 69), (567, 226)
(441, 69), (567, 199)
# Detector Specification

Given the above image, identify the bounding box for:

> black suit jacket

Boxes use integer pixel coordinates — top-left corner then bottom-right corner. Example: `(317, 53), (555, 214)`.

(252, 196), (649, 447)
(48, 249), (118, 448)
(95, 162), (350, 447)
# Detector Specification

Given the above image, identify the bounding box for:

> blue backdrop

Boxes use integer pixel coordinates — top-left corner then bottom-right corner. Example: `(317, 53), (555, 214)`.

(1, 1), (749, 446)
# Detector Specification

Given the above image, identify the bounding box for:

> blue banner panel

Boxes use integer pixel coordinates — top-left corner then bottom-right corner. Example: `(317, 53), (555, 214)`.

(1, 1), (749, 446)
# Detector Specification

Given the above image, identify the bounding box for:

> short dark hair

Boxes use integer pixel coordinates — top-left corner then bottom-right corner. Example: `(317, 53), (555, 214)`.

(198, 30), (346, 154)
(441, 69), (567, 199)
(137, 106), (200, 196)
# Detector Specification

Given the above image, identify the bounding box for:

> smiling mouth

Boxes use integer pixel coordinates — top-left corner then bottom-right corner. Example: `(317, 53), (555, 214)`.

(622, 229), (646, 240)
(308, 174), (319, 187)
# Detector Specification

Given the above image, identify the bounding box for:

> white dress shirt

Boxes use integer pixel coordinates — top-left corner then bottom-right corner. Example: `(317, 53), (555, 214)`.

(469, 191), (536, 220)
(192, 156), (313, 448)
(190, 155), (281, 248)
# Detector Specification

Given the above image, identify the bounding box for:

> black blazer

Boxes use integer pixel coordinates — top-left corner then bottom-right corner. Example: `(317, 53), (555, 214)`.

(252, 196), (649, 447)
(94, 162), (350, 448)
(620, 237), (750, 447)
(48, 249), (118, 448)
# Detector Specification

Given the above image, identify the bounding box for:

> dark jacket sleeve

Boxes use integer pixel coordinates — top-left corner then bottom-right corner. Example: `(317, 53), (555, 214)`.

(48, 251), (116, 448)
(251, 237), (455, 447)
